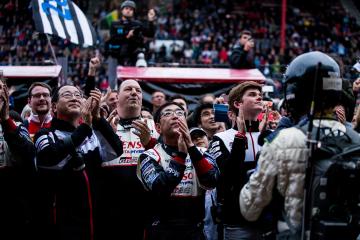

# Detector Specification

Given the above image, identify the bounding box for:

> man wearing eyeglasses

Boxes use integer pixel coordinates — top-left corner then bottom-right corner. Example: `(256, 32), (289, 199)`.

(137, 102), (219, 240)
(33, 85), (123, 240)
(26, 82), (52, 140)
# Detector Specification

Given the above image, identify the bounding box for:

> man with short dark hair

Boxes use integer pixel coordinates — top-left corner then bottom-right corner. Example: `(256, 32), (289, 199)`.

(34, 86), (123, 240)
(193, 103), (220, 140)
(26, 82), (52, 139)
(137, 102), (218, 239)
(229, 30), (255, 69)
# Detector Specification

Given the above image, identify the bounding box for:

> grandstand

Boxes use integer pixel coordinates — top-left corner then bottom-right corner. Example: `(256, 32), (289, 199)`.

(0, 0), (359, 89)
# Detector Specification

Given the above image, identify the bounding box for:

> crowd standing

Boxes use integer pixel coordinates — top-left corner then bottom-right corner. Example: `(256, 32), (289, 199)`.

(1, 0), (360, 240)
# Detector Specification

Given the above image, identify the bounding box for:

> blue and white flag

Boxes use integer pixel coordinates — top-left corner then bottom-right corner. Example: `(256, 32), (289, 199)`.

(32, 0), (97, 47)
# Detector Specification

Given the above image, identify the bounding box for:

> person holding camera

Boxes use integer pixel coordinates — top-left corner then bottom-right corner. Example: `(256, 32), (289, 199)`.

(207, 81), (264, 239)
(107, 0), (157, 66)
(229, 30), (255, 69)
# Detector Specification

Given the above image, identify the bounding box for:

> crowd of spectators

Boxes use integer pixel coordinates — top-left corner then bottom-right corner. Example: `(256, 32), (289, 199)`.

(0, 0), (359, 88)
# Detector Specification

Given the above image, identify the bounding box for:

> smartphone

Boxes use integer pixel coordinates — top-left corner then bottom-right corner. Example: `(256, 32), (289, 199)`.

(214, 104), (229, 122)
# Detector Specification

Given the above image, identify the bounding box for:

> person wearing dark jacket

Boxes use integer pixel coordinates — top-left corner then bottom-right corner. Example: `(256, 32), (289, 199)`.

(107, 0), (156, 66)
(0, 79), (35, 240)
(229, 30), (255, 69)
(137, 102), (219, 240)
(33, 86), (123, 240)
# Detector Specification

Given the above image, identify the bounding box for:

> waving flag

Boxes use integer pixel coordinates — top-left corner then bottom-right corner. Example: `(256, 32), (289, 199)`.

(32, 0), (97, 47)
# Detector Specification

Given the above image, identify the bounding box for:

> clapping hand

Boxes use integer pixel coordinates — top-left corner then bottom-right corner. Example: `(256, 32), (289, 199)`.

(132, 119), (152, 146)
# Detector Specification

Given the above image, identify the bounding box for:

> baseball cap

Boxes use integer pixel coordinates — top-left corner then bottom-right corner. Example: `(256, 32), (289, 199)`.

(189, 127), (207, 138)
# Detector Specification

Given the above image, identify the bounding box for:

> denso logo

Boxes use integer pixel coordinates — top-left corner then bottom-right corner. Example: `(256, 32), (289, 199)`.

(122, 141), (143, 149)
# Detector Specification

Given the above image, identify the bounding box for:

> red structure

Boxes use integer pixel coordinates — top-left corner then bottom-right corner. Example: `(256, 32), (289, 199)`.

(117, 67), (266, 83)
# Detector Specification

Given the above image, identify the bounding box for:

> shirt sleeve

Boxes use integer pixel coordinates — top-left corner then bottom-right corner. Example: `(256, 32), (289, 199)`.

(138, 150), (186, 197)
(239, 142), (278, 221)
(188, 146), (219, 190)
(34, 124), (92, 170)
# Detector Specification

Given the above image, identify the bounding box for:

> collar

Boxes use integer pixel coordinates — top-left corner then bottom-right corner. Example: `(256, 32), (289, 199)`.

(161, 143), (182, 158)
(118, 116), (141, 129)
(29, 112), (52, 124)
(232, 120), (260, 132)
(51, 118), (76, 132)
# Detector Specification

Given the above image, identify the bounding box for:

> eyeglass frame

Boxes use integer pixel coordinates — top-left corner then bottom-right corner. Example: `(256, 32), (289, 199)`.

(59, 91), (83, 99)
(31, 93), (51, 99)
(160, 109), (186, 118)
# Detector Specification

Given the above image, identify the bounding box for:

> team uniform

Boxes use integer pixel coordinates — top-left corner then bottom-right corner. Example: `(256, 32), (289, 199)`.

(96, 117), (158, 240)
(137, 143), (219, 239)
(34, 117), (122, 240)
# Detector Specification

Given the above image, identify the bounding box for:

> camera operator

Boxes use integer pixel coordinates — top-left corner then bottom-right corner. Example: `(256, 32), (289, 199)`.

(106, 0), (157, 66)
(229, 30), (255, 69)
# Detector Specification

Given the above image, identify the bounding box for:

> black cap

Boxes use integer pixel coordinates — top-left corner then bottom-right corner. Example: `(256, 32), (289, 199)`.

(189, 127), (207, 138)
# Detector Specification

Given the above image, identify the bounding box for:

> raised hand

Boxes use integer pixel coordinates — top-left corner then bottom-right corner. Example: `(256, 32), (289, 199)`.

(88, 57), (101, 76)
(177, 118), (194, 148)
(236, 103), (246, 133)
(132, 119), (151, 146)
(81, 97), (93, 126)
(89, 88), (102, 120)
(107, 109), (119, 132)
(176, 130), (188, 154)
(259, 103), (269, 133)
(148, 8), (156, 21)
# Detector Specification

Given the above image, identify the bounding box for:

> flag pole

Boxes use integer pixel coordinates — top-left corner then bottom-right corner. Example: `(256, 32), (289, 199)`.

(45, 34), (65, 86)
(46, 34), (58, 65)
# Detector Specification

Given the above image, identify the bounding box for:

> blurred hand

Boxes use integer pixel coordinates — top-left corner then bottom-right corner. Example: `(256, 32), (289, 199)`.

(177, 131), (188, 154)
(132, 119), (151, 146)
(236, 103), (246, 133)
(126, 29), (134, 39)
(107, 109), (119, 132)
(81, 97), (93, 126)
(244, 39), (254, 51)
(353, 78), (360, 92)
(177, 118), (194, 148)
(259, 104), (270, 133)
(148, 9), (156, 21)
(88, 57), (100, 76)
(89, 89), (102, 120)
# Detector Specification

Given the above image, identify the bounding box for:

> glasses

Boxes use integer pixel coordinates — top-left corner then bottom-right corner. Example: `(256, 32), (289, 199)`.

(31, 93), (50, 98)
(160, 109), (185, 118)
(60, 91), (82, 99)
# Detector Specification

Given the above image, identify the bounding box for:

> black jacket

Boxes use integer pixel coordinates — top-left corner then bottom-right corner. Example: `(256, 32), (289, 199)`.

(0, 118), (35, 239)
(229, 45), (255, 69)
(107, 18), (155, 65)
(34, 117), (122, 240)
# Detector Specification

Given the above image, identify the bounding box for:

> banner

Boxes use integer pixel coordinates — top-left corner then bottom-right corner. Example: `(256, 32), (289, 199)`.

(32, 0), (97, 47)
